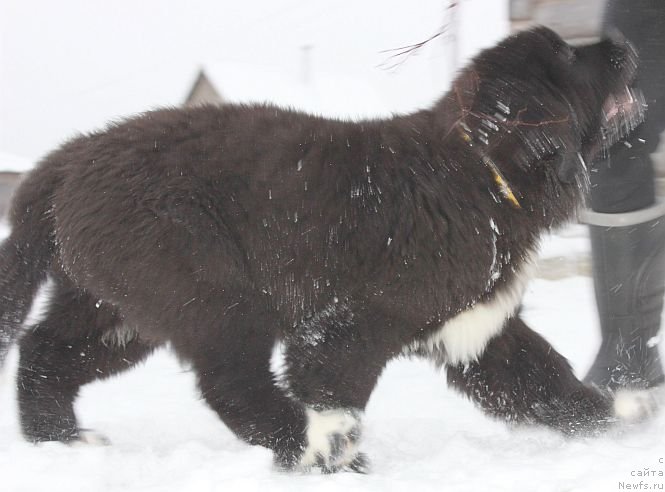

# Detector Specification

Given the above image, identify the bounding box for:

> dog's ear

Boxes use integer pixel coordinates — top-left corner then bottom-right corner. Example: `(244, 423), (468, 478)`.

(545, 150), (582, 183)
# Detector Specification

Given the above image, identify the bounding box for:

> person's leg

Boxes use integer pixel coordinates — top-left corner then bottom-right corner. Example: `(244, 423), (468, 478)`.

(582, 0), (665, 389)
(584, 212), (665, 389)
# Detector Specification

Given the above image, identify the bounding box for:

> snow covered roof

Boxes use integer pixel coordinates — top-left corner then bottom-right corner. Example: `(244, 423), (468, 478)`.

(185, 60), (393, 121)
(0, 151), (34, 173)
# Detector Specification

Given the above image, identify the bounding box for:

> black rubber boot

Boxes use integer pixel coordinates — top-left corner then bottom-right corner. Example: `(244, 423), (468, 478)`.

(583, 212), (665, 390)
(582, 0), (665, 391)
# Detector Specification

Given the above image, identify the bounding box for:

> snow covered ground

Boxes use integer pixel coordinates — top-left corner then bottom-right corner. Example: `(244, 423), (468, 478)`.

(0, 226), (663, 492)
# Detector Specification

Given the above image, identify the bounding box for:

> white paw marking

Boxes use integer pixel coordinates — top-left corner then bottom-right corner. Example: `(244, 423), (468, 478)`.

(69, 430), (111, 447)
(613, 388), (661, 423)
(299, 408), (361, 470)
(415, 251), (537, 364)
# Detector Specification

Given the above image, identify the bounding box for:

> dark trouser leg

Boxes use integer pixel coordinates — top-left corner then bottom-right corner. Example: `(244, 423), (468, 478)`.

(583, 0), (665, 390)
(18, 278), (156, 442)
(583, 215), (665, 389)
(584, 110), (665, 390)
(447, 316), (613, 435)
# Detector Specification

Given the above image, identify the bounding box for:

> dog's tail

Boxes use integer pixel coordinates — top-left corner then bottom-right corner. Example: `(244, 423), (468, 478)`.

(0, 162), (59, 365)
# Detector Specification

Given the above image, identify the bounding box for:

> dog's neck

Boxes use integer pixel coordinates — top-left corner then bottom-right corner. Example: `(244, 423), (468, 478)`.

(455, 124), (521, 209)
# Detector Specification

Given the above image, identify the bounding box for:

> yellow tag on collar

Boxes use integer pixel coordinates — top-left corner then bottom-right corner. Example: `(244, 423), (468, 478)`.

(457, 126), (521, 209)
(482, 156), (521, 209)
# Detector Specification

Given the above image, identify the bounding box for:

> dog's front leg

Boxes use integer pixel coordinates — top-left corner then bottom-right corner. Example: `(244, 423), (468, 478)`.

(446, 315), (633, 434)
(282, 300), (405, 473)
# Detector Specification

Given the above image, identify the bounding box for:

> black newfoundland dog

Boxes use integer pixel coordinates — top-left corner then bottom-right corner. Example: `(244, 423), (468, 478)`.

(0, 27), (652, 472)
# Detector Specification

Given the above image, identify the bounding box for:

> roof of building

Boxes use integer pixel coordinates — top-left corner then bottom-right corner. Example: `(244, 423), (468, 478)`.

(187, 60), (393, 121)
(0, 151), (34, 173)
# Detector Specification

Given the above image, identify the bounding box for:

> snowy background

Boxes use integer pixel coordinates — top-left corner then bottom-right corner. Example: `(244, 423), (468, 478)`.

(0, 225), (663, 492)
(0, 0), (506, 165)
(1, 1), (664, 491)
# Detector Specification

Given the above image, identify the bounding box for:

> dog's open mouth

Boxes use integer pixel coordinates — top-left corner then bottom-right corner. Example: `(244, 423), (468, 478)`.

(600, 85), (646, 149)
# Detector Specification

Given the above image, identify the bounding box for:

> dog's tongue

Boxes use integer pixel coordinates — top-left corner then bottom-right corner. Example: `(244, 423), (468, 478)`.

(600, 86), (646, 146)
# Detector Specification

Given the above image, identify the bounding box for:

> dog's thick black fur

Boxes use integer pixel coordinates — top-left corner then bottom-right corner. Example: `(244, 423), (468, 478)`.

(0, 27), (649, 471)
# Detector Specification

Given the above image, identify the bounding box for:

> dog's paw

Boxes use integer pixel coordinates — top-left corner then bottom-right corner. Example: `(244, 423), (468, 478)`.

(298, 408), (365, 473)
(345, 452), (371, 474)
(613, 387), (663, 423)
(68, 429), (111, 447)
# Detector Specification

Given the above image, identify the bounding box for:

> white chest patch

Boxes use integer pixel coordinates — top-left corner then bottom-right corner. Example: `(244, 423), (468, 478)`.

(415, 251), (537, 365)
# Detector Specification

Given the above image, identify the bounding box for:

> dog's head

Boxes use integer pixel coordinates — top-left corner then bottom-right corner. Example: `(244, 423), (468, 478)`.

(438, 27), (644, 220)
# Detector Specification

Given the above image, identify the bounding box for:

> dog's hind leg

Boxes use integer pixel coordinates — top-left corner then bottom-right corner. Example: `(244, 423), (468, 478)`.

(170, 289), (315, 471)
(17, 276), (156, 444)
(446, 315), (618, 435)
